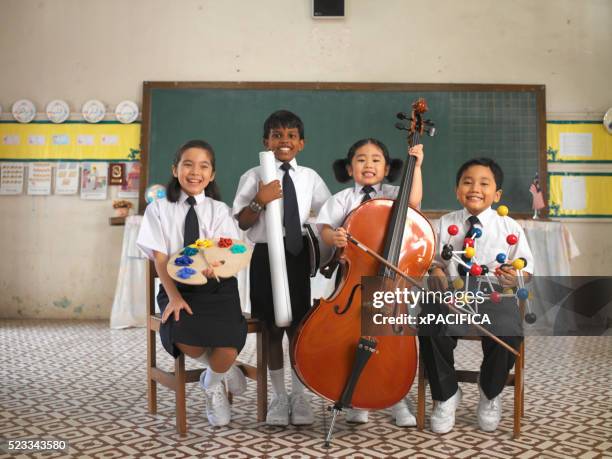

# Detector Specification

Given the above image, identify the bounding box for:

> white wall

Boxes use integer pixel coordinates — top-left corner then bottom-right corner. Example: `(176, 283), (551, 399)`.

(1, 0), (611, 318)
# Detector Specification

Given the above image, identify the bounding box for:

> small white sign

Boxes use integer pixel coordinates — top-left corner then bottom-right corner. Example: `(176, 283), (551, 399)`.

(559, 133), (592, 157)
(3, 135), (20, 145)
(28, 135), (46, 145)
(561, 176), (587, 211)
(101, 135), (118, 145)
(77, 135), (95, 146)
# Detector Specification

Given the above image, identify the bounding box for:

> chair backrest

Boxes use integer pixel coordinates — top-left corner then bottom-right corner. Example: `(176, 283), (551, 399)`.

(148, 260), (158, 317)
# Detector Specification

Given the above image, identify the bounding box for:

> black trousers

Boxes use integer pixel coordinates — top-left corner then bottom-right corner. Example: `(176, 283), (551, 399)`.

(418, 296), (523, 401)
(419, 334), (522, 401)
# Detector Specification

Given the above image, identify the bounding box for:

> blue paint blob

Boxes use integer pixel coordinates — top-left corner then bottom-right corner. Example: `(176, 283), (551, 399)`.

(176, 267), (197, 279)
(174, 255), (193, 266)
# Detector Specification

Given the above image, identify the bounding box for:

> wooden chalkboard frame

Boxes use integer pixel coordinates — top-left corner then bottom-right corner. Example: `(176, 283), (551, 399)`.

(140, 82), (547, 219)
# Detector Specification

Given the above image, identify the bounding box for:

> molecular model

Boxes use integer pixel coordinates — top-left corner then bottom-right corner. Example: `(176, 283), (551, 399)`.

(440, 205), (536, 324)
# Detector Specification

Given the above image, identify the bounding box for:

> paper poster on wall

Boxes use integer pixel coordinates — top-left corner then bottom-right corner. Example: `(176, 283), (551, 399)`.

(559, 133), (592, 157)
(55, 162), (79, 195)
(80, 162), (108, 200)
(27, 162), (52, 195)
(118, 162), (140, 198)
(0, 162), (25, 195)
(549, 172), (612, 217)
(547, 122), (611, 162)
(561, 176), (586, 210)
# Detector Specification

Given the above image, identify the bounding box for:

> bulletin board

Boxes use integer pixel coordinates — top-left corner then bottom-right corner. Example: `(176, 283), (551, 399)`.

(0, 122), (141, 161)
(548, 172), (612, 218)
(547, 121), (611, 163)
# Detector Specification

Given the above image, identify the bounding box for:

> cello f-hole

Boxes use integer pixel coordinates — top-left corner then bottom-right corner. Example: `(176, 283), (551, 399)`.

(334, 283), (361, 315)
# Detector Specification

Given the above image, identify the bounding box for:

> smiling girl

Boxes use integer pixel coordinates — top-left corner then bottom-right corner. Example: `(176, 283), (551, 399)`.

(316, 137), (424, 426)
(137, 140), (247, 427)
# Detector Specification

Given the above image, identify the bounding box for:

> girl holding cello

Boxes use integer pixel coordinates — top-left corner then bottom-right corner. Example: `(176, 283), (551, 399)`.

(315, 137), (425, 425)
(293, 99), (435, 446)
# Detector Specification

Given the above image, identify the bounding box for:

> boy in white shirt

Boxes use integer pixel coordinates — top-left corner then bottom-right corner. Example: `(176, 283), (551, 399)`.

(424, 157), (533, 434)
(233, 110), (331, 426)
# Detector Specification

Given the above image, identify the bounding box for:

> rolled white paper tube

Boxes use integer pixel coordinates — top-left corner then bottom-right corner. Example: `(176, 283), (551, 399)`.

(259, 151), (293, 327)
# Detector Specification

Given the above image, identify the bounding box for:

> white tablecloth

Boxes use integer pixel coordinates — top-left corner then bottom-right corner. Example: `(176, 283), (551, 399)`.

(110, 215), (147, 329)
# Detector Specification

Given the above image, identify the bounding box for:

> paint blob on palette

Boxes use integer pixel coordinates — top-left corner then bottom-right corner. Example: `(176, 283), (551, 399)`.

(167, 238), (253, 285)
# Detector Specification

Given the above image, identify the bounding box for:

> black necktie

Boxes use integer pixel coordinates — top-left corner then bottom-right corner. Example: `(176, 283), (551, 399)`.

(361, 185), (375, 203)
(458, 215), (480, 276)
(183, 196), (199, 247)
(280, 162), (303, 256)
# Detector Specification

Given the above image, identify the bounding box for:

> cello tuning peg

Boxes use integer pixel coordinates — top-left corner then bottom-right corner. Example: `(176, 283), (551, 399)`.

(396, 112), (410, 120)
(395, 122), (408, 131)
(426, 127), (436, 137)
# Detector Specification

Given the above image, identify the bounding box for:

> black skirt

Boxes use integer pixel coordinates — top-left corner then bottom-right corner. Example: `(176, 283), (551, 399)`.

(250, 237), (311, 326)
(157, 277), (247, 358)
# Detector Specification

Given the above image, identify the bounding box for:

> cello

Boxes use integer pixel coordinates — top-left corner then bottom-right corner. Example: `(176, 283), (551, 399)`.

(292, 98), (436, 444)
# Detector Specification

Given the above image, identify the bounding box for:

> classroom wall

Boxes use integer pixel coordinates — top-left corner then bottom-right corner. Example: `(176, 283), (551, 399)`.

(1, 0), (610, 319)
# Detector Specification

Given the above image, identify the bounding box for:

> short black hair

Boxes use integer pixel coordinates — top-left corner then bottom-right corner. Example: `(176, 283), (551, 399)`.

(455, 157), (504, 190)
(333, 138), (403, 183)
(263, 110), (304, 139)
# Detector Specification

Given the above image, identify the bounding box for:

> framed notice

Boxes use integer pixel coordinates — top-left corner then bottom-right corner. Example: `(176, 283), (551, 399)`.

(109, 162), (125, 185)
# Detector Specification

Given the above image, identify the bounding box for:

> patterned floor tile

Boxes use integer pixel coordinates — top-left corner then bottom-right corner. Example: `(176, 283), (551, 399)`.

(0, 320), (610, 458)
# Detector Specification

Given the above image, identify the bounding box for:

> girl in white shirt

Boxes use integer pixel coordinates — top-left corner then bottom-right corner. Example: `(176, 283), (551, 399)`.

(137, 140), (247, 427)
(316, 137), (424, 426)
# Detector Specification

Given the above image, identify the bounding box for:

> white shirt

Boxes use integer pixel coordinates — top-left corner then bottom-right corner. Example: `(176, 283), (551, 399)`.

(137, 191), (240, 260)
(232, 158), (331, 243)
(316, 183), (399, 230)
(433, 207), (534, 276)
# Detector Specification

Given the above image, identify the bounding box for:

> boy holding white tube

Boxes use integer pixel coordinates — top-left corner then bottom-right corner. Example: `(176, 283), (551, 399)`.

(233, 110), (330, 426)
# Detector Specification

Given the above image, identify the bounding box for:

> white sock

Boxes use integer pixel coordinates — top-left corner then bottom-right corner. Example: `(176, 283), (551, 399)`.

(203, 368), (225, 389)
(291, 369), (305, 395)
(269, 368), (286, 396)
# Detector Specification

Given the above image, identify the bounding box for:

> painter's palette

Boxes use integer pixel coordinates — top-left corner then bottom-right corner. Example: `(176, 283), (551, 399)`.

(167, 238), (253, 285)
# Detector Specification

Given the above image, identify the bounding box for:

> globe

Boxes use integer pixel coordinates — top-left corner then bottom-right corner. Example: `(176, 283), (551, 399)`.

(145, 184), (166, 203)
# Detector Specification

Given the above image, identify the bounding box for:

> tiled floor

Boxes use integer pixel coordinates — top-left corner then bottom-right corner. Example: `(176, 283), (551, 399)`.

(1, 320), (611, 458)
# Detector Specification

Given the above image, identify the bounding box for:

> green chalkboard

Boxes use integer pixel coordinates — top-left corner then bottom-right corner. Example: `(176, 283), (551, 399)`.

(140, 83), (546, 217)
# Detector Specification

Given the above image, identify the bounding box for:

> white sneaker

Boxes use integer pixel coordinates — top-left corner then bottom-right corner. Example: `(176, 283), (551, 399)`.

(290, 393), (314, 425)
(266, 393), (290, 426)
(431, 387), (462, 434)
(225, 365), (247, 395)
(477, 386), (502, 432)
(203, 383), (231, 426)
(391, 398), (416, 427)
(346, 408), (368, 423)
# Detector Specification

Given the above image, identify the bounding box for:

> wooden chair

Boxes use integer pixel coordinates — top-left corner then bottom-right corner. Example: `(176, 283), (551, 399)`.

(146, 261), (268, 434)
(416, 301), (525, 439)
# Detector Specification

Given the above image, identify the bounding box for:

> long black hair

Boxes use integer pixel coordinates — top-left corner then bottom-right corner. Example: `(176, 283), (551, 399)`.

(332, 138), (403, 183)
(166, 139), (222, 202)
